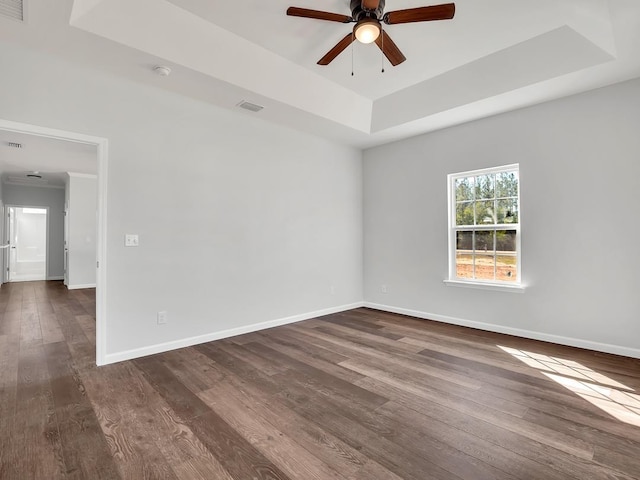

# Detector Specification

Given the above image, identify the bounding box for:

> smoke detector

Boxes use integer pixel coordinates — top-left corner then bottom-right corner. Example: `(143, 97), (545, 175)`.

(153, 65), (171, 77)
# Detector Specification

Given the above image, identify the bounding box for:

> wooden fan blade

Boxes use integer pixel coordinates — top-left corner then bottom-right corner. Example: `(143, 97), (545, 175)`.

(384, 3), (455, 25)
(287, 7), (352, 23)
(361, 0), (380, 11)
(318, 33), (355, 65)
(374, 31), (406, 66)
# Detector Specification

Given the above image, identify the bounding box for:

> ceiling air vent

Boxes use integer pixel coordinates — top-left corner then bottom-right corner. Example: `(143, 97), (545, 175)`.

(0, 0), (24, 21)
(237, 101), (264, 113)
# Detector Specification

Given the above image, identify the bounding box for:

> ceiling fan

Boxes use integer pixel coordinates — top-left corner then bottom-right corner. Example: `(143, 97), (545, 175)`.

(286, 1), (455, 67)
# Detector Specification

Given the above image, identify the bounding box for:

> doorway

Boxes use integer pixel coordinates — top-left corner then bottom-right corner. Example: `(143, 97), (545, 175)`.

(5, 205), (49, 282)
(0, 118), (108, 365)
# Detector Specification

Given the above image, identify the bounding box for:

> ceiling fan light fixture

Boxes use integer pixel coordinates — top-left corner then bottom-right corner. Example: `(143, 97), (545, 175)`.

(354, 18), (380, 44)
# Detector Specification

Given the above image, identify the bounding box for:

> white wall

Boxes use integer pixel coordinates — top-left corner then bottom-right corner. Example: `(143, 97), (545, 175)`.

(2, 184), (65, 280)
(66, 174), (97, 289)
(0, 44), (363, 361)
(364, 78), (640, 357)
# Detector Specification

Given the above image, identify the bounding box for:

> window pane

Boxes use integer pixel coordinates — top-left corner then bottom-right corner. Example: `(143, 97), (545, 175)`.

(474, 174), (495, 201)
(496, 171), (518, 198)
(456, 201), (474, 226)
(475, 200), (496, 225)
(496, 230), (517, 282)
(455, 231), (473, 279)
(455, 177), (474, 202)
(475, 230), (494, 254)
(496, 198), (519, 224)
(474, 231), (495, 281)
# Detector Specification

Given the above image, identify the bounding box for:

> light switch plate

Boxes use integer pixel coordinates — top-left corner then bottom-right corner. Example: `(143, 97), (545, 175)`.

(125, 234), (139, 247)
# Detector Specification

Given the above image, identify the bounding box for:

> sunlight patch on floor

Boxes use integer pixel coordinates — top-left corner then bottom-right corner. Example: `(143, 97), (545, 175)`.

(498, 345), (640, 427)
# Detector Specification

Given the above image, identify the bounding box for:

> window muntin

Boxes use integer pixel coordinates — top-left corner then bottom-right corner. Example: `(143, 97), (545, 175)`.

(449, 165), (520, 285)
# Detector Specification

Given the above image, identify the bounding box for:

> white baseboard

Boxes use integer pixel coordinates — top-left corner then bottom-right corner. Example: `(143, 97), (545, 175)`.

(67, 283), (96, 290)
(103, 301), (366, 365)
(8, 276), (47, 282)
(364, 302), (640, 360)
(47, 276), (64, 281)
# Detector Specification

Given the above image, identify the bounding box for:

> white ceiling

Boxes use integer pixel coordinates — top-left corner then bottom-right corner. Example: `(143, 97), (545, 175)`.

(1, 0), (640, 148)
(0, 129), (97, 187)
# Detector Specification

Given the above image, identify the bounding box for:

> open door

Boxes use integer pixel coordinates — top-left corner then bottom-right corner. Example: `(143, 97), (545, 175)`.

(64, 206), (68, 286)
(6, 206), (48, 282)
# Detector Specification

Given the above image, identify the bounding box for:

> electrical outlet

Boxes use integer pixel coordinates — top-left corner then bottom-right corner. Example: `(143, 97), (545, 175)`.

(381, 284), (388, 294)
(125, 234), (139, 247)
(157, 311), (168, 325)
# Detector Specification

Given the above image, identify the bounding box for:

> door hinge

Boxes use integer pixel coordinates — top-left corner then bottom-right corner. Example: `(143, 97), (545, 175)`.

(96, 261), (99, 268)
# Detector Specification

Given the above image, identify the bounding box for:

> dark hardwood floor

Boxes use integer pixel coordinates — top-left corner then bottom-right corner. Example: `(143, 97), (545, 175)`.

(1, 280), (640, 479)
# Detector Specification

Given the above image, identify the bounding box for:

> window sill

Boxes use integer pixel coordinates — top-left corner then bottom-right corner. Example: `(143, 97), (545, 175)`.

(443, 279), (525, 293)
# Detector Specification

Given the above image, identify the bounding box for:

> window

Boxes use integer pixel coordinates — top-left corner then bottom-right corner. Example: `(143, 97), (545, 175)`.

(447, 164), (521, 289)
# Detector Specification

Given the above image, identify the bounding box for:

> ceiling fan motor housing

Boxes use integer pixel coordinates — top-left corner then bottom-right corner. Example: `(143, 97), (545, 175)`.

(350, 0), (385, 21)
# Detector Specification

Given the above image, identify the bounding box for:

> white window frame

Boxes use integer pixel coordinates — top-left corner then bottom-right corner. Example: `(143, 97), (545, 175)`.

(444, 164), (524, 293)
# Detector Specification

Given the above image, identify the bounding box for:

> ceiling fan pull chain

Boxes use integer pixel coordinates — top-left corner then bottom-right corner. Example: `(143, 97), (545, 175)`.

(351, 31), (355, 76)
(381, 29), (385, 73)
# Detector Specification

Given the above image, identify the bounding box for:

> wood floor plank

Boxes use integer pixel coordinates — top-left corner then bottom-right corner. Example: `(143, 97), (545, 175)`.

(593, 444), (640, 478)
(376, 400), (571, 480)
(0, 310), (21, 335)
(274, 382), (464, 480)
(480, 381), (640, 443)
(199, 382), (347, 480)
(290, 323), (485, 392)
(522, 407), (640, 462)
(153, 404), (236, 480)
(39, 312), (66, 344)
(160, 348), (228, 393)
(195, 342), (284, 397)
(217, 340), (291, 376)
(241, 341), (389, 411)
(0, 335), (20, 478)
(11, 343), (66, 480)
(414, 345), (640, 441)
(194, 354), (378, 479)
(358, 376), (633, 480)
(134, 354), (292, 480)
(81, 361), (208, 479)
(344, 361), (595, 460)
(0, 333), (19, 419)
(74, 315), (96, 347)
(347, 460), (406, 480)
(314, 322), (425, 355)
(20, 310), (43, 346)
(323, 313), (405, 340)
(44, 341), (121, 479)
(134, 356), (212, 420)
(254, 331), (365, 384)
